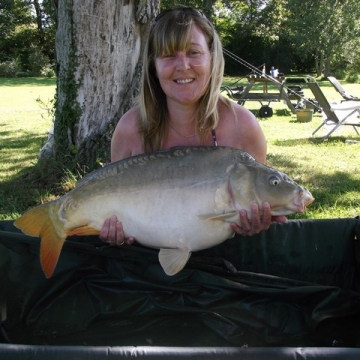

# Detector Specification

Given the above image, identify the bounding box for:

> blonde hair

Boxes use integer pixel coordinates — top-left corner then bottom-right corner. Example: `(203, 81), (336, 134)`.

(139, 8), (232, 151)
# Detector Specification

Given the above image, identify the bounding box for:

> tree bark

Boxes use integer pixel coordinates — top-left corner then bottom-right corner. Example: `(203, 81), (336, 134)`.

(41, 0), (159, 168)
(324, 57), (331, 78)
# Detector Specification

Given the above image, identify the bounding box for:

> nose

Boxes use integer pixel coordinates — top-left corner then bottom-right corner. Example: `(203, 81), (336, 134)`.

(175, 52), (190, 71)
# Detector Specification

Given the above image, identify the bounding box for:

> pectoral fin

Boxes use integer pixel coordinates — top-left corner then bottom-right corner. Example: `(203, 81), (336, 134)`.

(198, 211), (239, 223)
(158, 248), (191, 276)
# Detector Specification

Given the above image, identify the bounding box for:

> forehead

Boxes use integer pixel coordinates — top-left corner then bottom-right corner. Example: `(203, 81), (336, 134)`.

(189, 26), (210, 47)
(153, 22), (210, 56)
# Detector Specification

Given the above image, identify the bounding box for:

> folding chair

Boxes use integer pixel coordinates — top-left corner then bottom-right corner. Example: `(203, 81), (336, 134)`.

(328, 76), (360, 102)
(305, 76), (360, 139)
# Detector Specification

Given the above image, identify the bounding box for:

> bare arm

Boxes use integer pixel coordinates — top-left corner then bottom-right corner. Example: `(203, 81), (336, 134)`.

(99, 108), (143, 245)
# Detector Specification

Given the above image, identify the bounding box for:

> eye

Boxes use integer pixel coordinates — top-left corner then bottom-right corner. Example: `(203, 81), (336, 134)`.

(188, 49), (202, 57)
(269, 175), (281, 186)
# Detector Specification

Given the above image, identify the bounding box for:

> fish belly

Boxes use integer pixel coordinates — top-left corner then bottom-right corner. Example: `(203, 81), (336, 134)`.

(69, 183), (234, 252)
(124, 187), (234, 251)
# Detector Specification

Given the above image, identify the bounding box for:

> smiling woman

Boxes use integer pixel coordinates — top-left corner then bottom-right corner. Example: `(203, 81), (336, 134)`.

(100, 7), (287, 246)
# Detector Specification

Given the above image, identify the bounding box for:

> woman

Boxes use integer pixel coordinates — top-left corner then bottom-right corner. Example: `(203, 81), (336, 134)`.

(100, 7), (285, 246)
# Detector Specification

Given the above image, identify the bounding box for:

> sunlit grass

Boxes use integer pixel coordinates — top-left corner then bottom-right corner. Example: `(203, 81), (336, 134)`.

(0, 76), (359, 220)
(0, 77), (56, 219)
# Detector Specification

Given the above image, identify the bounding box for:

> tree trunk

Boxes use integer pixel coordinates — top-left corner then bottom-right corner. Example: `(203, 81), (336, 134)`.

(324, 57), (331, 78)
(314, 50), (323, 77)
(40, 0), (159, 168)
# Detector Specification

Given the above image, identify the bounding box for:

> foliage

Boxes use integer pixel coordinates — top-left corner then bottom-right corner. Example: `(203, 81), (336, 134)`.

(0, 60), (21, 77)
(160, 0), (216, 18)
(283, 0), (360, 77)
(0, 0), (56, 76)
(2, 1), (360, 78)
(160, 0), (360, 77)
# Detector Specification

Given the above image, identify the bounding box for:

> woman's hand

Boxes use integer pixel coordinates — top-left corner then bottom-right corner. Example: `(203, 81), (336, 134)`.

(99, 215), (135, 246)
(231, 202), (287, 236)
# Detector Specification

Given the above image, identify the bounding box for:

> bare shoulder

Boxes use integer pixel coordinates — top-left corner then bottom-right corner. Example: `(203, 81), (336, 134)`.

(217, 99), (267, 163)
(111, 107), (143, 162)
(115, 107), (140, 130)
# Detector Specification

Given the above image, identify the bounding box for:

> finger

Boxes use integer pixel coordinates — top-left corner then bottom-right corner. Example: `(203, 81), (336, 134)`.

(99, 218), (110, 241)
(114, 220), (126, 246)
(271, 215), (287, 223)
(231, 222), (242, 234)
(107, 215), (118, 243)
(239, 209), (251, 231)
(249, 203), (261, 232)
(125, 237), (135, 245)
(260, 202), (272, 230)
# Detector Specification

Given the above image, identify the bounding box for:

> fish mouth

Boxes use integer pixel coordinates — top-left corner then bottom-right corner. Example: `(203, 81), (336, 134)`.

(270, 189), (315, 215)
(292, 190), (315, 213)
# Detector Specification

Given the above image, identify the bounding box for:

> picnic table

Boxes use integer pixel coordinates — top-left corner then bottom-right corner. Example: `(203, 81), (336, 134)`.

(223, 75), (297, 117)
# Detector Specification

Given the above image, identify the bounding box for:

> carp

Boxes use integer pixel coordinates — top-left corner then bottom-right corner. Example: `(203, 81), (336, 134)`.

(14, 146), (314, 278)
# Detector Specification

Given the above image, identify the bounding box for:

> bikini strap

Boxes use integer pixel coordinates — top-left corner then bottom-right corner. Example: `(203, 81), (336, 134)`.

(211, 129), (218, 146)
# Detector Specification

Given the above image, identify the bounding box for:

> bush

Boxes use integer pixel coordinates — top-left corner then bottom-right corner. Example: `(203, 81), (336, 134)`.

(0, 60), (21, 77)
(345, 71), (360, 83)
(40, 65), (56, 78)
(332, 69), (347, 80)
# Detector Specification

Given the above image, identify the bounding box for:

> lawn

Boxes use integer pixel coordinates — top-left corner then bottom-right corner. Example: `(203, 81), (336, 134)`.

(0, 77), (56, 218)
(0, 76), (359, 220)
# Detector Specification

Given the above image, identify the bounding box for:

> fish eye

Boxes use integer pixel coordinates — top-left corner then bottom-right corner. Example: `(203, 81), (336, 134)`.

(269, 175), (281, 186)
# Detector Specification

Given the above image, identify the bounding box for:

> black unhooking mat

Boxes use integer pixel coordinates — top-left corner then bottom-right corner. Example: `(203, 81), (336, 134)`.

(1, 217), (360, 359)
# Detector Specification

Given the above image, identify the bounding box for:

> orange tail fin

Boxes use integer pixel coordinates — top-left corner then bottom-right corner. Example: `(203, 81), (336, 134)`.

(14, 203), (67, 278)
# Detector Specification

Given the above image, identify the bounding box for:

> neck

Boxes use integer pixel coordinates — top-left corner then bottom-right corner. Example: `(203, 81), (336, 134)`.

(167, 106), (197, 136)
(166, 100), (198, 124)
(168, 121), (196, 138)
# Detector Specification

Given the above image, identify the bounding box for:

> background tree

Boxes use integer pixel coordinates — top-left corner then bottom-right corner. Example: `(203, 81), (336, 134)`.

(284, 0), (360, 77)
(46, 0), (159, 169)
(0, 0), (56, 76)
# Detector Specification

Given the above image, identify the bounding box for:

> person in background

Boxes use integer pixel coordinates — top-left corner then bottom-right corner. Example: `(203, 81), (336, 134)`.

(100, 7), (286, 246)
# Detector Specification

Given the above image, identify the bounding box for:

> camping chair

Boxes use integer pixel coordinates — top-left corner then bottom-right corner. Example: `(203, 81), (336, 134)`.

(328, 76), (360, 102)
(305, 76), (360, 139)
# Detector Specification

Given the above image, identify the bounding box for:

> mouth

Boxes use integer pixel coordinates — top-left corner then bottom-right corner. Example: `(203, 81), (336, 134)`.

(175, 79), (194, 84)
(269, 189), (315, 215)
(293, 190), (315, 213)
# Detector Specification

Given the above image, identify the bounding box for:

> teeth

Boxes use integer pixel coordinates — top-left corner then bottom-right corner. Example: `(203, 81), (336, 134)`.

(176, 79), (193, 84)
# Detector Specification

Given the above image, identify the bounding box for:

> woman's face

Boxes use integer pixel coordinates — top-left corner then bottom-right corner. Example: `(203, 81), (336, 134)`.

(154, 25), (211, 108)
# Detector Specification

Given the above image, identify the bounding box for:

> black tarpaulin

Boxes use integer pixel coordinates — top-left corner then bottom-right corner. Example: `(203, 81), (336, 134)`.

(1, 218), (360, 358)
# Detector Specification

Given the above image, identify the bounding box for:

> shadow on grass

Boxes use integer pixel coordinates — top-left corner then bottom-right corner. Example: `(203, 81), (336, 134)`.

(268, 151), (360, 219)
(250, 108), (295, 118)
(274, 108), (293, 117)
(0, 132), (46, 150)
(0, 132), (52, 218)
(0, 161), (69, 219)
(0, 77), (56, 87)
(267, 153), (299, 169)
(272, 136), (355, 147)
(290, 170), (360, 220)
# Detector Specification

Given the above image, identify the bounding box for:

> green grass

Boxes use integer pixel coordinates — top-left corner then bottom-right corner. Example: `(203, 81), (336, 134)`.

(0, 77), (56, 219)
(0, 76), (360, 221)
